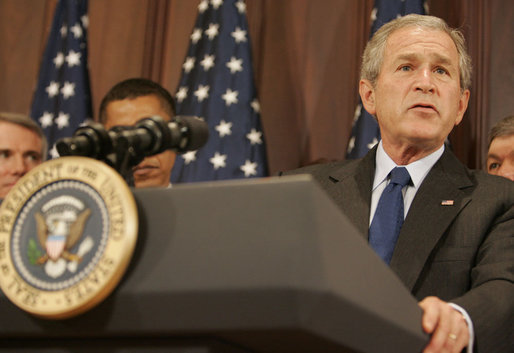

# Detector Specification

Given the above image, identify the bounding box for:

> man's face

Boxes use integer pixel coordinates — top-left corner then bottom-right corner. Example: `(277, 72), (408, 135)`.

(487, 134), (514, 181)
(0, 121), (43, 198)
(104, 95), (176, 188)
(360, 27), (470, 153)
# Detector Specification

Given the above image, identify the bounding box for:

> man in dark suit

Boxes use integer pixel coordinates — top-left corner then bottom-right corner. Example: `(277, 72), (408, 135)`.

(284, 15), (513, 353)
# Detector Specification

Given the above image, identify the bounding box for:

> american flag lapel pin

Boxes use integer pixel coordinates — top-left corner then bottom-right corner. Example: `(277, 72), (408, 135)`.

(441, 200), (454, 206)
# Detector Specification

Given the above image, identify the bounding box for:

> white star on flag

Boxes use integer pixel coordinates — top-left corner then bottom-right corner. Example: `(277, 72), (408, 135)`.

(353, 104), (362, 122)
(176, 87), (188, 103)
(367, 137), (378, 150)
(78, 118), (92, 128)
(70, 23), (83, 38)
(194, 84), (210, 102)
(65, 50), (81, 67)
(211, 0), (224, 10)
(226, 56), (243, 73)
(215, 120), (233, 137)
(55, 112), (70, 129)
(170, 0), (268, 182)
(371, 8), (378, 22)
(209, 152), (227, 170)
(191, 28), (202, 43)
(81, 15), (89, 28)
(61, 82), (76, 99)
(200, 54), (215, 71)
(46, 81), (60, 98)
(347, 136), (355, 153)
(222, 88), (238, 106)
(246, 128), (263, 145)
(49, 144), (59, 159)
(198, 0), (209, 12)
(53, 53), (64, 68)
(251, 99), (260, 113)
(240, 160), (257, 177)
(182, 151), (197, 164)
(235, 0), (246, 13)
(231, 27), (247, 43)
(183, 57), (196, 73)
(39, 112), (54, 128)
(205, 23), (219, 40)
(30, 0), (93, 159)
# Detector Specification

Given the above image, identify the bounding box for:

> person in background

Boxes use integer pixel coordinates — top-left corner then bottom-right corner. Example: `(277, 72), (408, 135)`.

(0, 112), (46, 200)
(486, 115), (514, 181)
(283, 14), (513, 353)
(98, 78), (176, 188)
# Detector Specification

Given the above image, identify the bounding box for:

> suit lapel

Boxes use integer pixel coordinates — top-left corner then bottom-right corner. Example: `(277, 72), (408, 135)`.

(327, 148), (376, 239)
(389, 150), (473, 291)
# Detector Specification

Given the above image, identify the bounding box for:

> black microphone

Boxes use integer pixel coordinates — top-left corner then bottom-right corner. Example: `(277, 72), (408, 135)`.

(115, 115), (209, 156)
(57, 115), (209, 158)
(56, 122), (114, 160)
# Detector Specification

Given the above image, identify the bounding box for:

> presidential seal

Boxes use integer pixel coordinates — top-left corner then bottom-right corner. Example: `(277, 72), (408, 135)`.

(0, 157), (137, 319)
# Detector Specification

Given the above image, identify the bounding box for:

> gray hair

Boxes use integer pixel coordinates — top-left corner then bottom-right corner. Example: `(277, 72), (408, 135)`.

(0, 112), (47, 160)
(488, 115), (514, 148)
(361, 14), (472, 91)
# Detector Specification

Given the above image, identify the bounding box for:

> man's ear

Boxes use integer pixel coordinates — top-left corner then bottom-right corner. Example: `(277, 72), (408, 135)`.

(359, 79), (376, 116)
(454, 89), (470, 127)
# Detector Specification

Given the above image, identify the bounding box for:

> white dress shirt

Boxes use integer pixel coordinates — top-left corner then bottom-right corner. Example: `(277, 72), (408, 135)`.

(370, 141), (444, 225)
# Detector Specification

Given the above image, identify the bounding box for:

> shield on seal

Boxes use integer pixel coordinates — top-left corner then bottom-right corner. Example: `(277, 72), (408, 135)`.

(46, 235), (66, 260)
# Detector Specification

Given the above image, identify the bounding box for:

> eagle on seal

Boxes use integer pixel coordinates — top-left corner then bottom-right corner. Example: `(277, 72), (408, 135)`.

(35, 208), (91, 264)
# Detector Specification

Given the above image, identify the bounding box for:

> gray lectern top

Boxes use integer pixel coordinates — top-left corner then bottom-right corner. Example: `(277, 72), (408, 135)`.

(0, 175), (428, 353)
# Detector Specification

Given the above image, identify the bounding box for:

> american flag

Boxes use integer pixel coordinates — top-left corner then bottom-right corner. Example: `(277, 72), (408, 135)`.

(170, 0), (268, 182)
(30, 0), (92, 159)
(346, 0), (426, 159)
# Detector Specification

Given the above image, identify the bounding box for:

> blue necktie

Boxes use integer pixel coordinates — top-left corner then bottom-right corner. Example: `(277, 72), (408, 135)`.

(369, 167), (411, 264)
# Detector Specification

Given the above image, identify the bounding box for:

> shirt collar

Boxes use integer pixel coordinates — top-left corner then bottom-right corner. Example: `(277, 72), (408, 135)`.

(373, 141), (445, 190)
